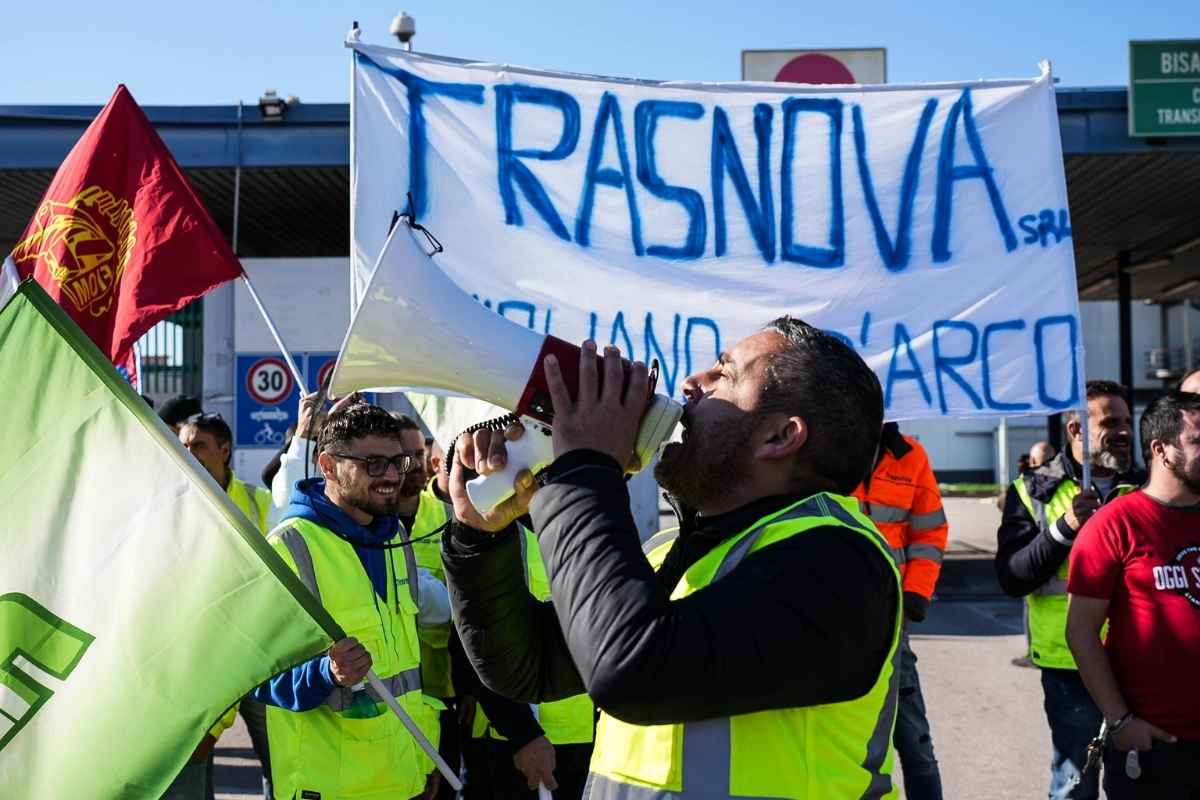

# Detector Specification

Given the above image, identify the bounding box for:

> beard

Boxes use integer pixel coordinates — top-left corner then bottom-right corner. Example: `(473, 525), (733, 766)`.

(399, 467), (426, 499)
(1093, 445), (1132, 473)
(654, 411), (758, 511)
(337, 475), (403, 519)
(1167, 455), (1200, 496)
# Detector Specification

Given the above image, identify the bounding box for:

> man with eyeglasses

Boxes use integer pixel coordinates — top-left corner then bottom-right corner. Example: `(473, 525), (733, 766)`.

(252, 401), (450, 800)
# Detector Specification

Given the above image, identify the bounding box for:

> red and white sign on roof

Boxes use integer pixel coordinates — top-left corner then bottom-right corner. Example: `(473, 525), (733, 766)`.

(742, 48), (887, 84)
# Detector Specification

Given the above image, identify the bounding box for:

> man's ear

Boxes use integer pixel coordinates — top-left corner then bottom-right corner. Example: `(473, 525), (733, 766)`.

(317, 450), (336, 479)
(754, 413), (807, 462)
(1065, 418), (1082, 441)
(1149, 438), (1167, 467)
(220, 441), (232, 465)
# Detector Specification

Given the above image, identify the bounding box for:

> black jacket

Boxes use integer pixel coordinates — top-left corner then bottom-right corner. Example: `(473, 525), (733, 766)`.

(443, 449), (899, 726)
(994, 452), (1144, 597)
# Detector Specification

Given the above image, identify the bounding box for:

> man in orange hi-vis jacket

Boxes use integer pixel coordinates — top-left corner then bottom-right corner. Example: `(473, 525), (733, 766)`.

(853, 422), (949, 800)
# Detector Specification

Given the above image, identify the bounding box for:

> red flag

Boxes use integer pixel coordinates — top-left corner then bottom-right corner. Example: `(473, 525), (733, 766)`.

(9, 85), (242, 366)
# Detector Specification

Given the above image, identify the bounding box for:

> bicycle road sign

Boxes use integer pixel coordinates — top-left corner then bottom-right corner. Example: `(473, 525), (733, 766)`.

(236, 354), (302, 448)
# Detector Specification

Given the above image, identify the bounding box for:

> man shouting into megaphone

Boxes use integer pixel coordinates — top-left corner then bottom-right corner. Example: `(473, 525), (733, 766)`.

(442, 319), (904, 800)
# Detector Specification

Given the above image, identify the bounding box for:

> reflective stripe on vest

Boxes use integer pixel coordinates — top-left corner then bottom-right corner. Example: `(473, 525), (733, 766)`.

(588, 493), (902, 799)
(326, 667), (424, 712)
(905, 543), (945, 566)
(1012, 473), (1137, 668)
(909, 508), (947, 532)
(227, 474), (271, 534)
(264, 517), (435, 800)
(273, 523), (424, 708)
(865, 502), (909, 524)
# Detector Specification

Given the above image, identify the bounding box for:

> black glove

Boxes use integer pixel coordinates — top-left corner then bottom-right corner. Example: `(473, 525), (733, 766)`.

(903, 591), (930, 623)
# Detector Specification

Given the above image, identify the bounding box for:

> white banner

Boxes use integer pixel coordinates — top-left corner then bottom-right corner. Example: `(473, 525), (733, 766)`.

(350, 42), (1083, 420)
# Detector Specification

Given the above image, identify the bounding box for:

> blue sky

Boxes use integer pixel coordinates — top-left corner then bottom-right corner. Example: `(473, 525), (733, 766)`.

(1, 0), (1194, 105)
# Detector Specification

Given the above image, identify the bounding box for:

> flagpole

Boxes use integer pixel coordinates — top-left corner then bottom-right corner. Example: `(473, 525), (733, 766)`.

(1075, 338), (1094, 489)
(348, 21), (361, 313)
(1079, 408), (1092, 490)
(239, 272), (306, 390)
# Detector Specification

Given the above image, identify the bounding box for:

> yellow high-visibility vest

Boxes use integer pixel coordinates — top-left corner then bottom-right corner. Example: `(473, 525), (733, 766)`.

(227, 473), (271, 534)
(264, 517), (442, 800)
(472, 527), (596, 746)
(410, 489), (454, 699)
(588, 493), (902, 799)
(1013, 475), (1136, 669)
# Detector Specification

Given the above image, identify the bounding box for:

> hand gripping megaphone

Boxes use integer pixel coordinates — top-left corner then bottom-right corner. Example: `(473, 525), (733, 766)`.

(329, 219), (682, 513)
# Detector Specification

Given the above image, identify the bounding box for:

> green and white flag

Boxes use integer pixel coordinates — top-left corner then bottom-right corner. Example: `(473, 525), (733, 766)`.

(0, 281), (341, 796)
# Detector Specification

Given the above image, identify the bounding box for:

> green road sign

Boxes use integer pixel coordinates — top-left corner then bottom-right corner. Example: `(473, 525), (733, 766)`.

(1129, 40), (1200, 137)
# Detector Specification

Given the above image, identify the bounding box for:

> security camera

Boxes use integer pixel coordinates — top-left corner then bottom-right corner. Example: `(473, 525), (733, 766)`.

(390, 11), (416, 43)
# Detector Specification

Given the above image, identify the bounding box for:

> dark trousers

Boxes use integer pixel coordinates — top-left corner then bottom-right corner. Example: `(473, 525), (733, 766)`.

(433, 703), (464, 800)
(1041, 668), (1102, 800)
(893, 633), (942, 800)
(238, 696), (272, 798)
(1103, 740), (1200, 799)
(463, 737), (593, 800)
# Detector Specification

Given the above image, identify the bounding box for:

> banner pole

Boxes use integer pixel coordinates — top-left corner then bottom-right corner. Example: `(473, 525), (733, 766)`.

(347, 21), (361, 313)
(1079, 409), (1092, 490)
(366, 669), (463, 791)
(239, 272), (305, 390)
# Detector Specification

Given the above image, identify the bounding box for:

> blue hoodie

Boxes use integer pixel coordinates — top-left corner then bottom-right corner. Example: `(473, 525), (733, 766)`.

(253, 478), (402, 712)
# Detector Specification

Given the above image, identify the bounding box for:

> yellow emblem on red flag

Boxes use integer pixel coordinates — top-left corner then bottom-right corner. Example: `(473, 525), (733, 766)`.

(12, 186), (137, 318)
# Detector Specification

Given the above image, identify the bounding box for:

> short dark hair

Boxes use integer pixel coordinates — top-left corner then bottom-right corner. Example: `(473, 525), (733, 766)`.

(758, 316), (884, 494)
(159, 394), (202, 427)
(182, 413), (233, 466)
(1140, 390), (1200, 461)
(1064, 380), (1129, 425)
(319, 403), (406, 454)
(388, 412), (422, 433)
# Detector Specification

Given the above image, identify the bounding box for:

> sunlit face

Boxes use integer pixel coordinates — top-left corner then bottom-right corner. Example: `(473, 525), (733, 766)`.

(398, 429), (426, 499)
(179, 425), (229, 484)
(1158, 410), (1200, 495)
(654, 331), (785, 509)
(326, 434), (408, 519)
(1079, 395), (1134, 473)
(1180, 371), (1200, 395)
(426, 440), (444, 480)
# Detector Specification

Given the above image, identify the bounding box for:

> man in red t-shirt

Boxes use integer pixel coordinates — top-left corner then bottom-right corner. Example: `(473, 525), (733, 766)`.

(1066, 390), (1200, 798)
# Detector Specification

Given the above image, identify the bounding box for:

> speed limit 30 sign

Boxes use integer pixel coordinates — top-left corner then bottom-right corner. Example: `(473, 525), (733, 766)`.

(235, 354), (303, 449)
(245, 357), (294, 405)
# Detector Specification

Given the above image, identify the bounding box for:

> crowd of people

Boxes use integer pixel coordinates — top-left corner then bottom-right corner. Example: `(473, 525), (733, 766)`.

(154, 330), (1199, 800)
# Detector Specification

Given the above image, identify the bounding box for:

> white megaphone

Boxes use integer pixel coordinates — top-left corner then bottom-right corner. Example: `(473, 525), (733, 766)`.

(330, 218), (683, 513)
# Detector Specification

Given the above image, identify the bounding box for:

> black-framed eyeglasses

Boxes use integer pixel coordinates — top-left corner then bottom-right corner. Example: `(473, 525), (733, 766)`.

(331, 452), (417, 477)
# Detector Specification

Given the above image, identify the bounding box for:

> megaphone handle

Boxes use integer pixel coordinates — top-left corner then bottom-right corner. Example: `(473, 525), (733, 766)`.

(465, 419), (556, 514)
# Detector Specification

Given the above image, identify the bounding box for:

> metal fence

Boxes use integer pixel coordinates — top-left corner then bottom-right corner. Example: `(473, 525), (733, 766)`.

(138, 299), (203, 406)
